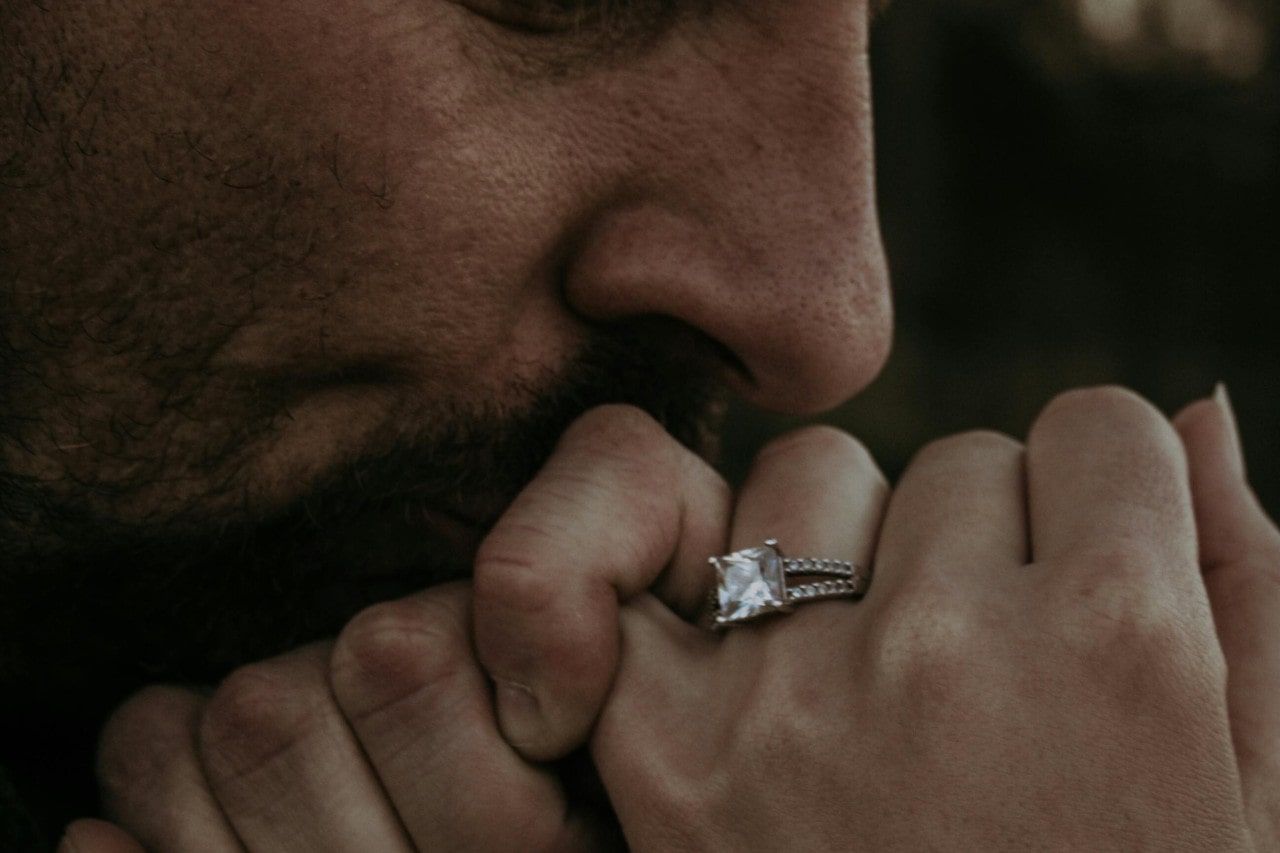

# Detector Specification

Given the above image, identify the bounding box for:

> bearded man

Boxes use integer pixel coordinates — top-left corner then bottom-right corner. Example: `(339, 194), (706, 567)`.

(4, 1), (1279, 851)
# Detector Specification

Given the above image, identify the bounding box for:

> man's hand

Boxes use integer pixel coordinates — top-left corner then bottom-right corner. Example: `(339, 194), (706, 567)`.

(81, 406), (738, 852)
(77, 404), (889, 851)
(588, 386), (1279, 850)
(86, 585), (624, 852)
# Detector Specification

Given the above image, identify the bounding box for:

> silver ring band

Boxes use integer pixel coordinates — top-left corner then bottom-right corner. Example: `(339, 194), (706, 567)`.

(782, 557), (857, 579)
(709, 539), (870, 629)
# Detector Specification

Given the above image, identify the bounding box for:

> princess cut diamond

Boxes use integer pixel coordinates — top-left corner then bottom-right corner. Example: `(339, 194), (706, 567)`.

(712, 542), (789, 625)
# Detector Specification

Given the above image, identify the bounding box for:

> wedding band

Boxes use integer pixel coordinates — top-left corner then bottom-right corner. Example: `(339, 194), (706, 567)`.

(708, 538), (870, 629)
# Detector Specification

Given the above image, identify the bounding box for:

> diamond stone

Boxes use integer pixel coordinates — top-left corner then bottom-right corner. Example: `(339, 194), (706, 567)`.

(713, 543), (789, 624)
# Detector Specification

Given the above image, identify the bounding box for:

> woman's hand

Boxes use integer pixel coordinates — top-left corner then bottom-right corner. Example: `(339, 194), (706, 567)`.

(590, 387), (1279, 851)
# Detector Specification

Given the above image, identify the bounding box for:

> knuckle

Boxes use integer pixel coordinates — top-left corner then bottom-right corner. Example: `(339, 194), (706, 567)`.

(560, 404), (666, 457)
(560, 403), (717, 494)
(198, 659), (323, 781)
(533, 403), (703, 538)
(474, 530), (619, 694)
(1046, 549), (1221, 686)
(98, 686), (201, 803)
(1054, 547), (1173, 623)
(474, 548), (604, 681)
(863, 586), (982, 709)
(330, 597), (469, 723)
(1040, 384), (1156, 422)
(902, 431), (1024, 497)
(1033, 386), (1182, 456)
(913, 429), (1023, 468)
(474, 537), (560, 620)
(1054, 548), (1165, 626)
(1210, 550), (1280, 613)
(698, 463), (734, 511)
(890, 432), (1024, 529)
(756, 425), (887, 488)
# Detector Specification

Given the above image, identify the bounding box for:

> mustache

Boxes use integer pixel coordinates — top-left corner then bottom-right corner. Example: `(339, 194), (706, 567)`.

(295, 324), (730, 533)
(0, 320), (728, 707)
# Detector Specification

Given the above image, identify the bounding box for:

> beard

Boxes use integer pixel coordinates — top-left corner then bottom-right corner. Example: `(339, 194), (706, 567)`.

(0, 321), (728, 715)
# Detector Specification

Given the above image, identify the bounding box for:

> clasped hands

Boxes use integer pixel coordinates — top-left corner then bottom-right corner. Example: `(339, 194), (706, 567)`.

(69, 387), (1280, 851)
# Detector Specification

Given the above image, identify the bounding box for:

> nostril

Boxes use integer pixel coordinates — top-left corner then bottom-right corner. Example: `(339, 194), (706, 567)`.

(712, 333), (754, 391)
(554, 314), (746, 459)
(561, 193), (891, 418)
(601, 313), (753, 395)
(559, 202), (757, 382)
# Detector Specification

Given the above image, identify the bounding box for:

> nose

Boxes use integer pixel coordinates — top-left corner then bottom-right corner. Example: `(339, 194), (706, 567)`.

(561, 2), (892, 415)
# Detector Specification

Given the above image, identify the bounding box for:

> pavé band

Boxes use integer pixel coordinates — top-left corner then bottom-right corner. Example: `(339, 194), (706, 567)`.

(709, 539), (871, 629)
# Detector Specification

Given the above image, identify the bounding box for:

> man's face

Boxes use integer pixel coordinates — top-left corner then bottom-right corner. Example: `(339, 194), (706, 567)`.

(0, 0), (890, 696)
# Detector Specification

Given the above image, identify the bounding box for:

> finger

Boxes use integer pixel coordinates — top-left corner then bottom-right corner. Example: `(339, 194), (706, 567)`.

(590, 432), (885, 827)
(473, 404), (730, 761)
(1175, 387), (1280, 838)
(330, 584), (619, 852)
(870, 430), (1026, 602)
(1173, 385), (1274, 565)
(590, 594), (717, 845)
(97, 687), (243, 851)
(1026, 387), (1197, 574)
(57, 820), (145, 853)
(722, 426), (887, 645)
(730, 425), (886, 556)
(195, 644), (412, 852)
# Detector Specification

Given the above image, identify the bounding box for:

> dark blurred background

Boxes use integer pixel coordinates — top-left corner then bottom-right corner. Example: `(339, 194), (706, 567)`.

(722, 0), (1280, 517)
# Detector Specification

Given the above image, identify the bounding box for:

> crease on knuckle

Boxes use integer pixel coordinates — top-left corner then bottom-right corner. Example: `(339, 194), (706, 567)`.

(474, 541), (561, 621)
(477, 525), (630, 632)
(330, 598), (469, 726)
(198, 661), (324, 785)
(474, 540), (619, 701)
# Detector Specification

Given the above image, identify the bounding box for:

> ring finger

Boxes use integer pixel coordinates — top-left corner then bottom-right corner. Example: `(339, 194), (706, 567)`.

(721, 425), (889, 644)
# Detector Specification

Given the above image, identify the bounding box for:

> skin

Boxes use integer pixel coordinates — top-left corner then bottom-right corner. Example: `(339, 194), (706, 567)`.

(4, 0), (1278, 850)
(1, 0), (887, 698)
(71, 389), (1280, 851)
(3, 0), (888, 838)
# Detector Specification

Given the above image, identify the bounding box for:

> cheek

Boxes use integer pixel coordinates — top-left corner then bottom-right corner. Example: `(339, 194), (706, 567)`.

(138, 0), (567, 377)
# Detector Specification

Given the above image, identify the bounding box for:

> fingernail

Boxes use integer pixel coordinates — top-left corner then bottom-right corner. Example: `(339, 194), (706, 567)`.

(1213, 382), (1246, 477)
(493, 677), (542, 749)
